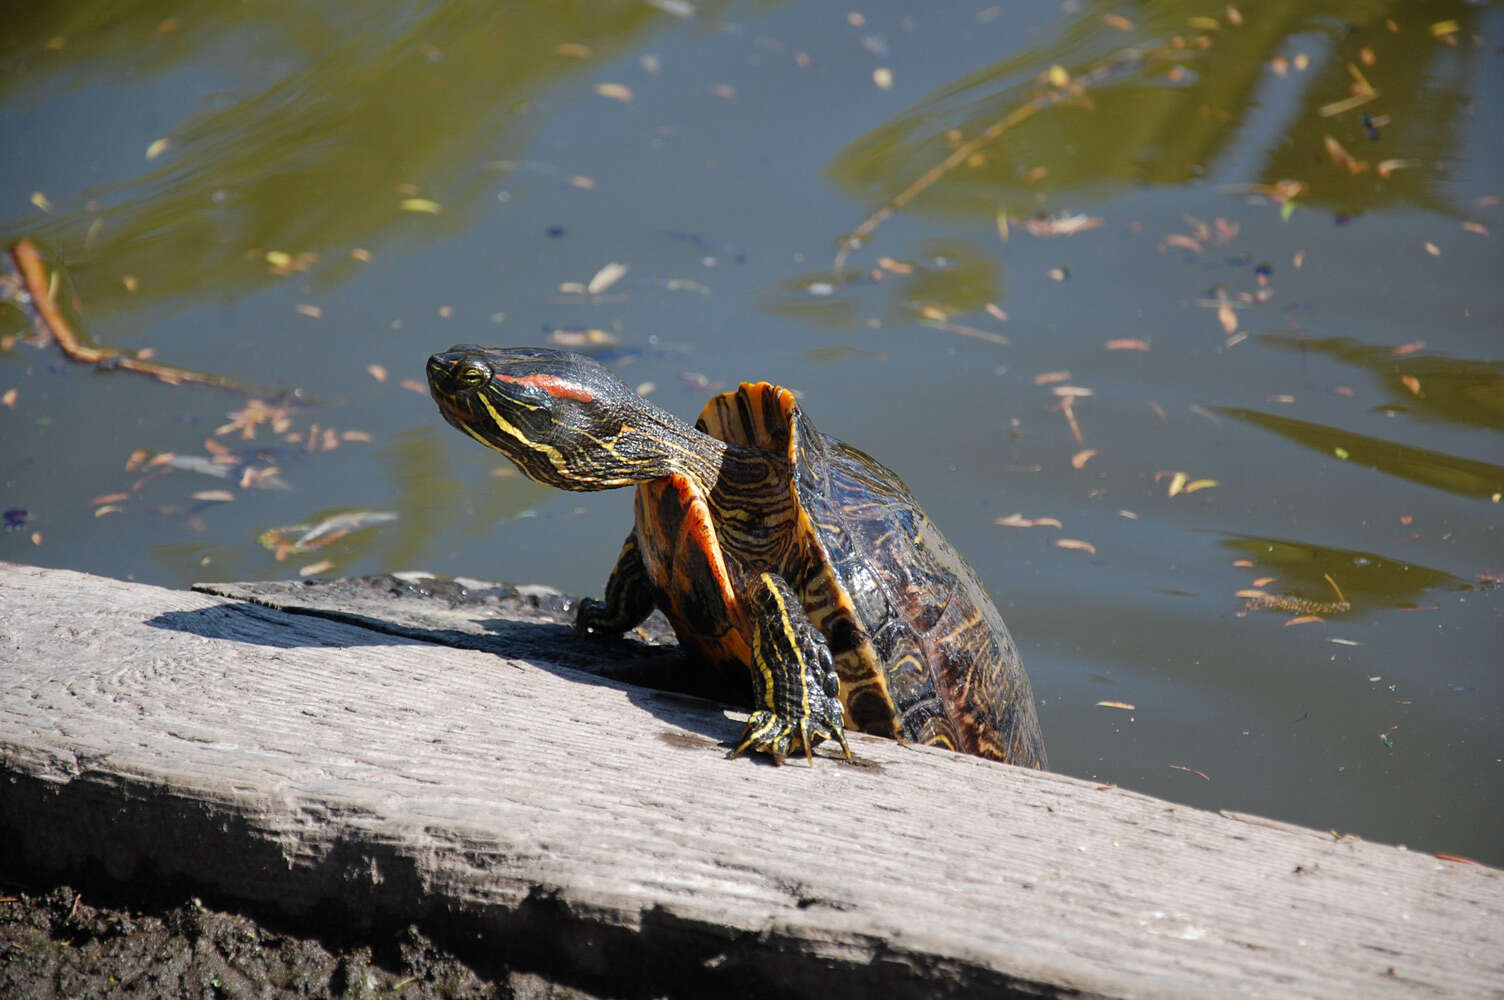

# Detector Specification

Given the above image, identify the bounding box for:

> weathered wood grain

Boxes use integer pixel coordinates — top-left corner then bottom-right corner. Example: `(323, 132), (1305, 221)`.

(1, 562), (1500, 998)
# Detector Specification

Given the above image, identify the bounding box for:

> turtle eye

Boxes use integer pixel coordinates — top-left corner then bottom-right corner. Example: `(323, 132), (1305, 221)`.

(458, 363), (489, 388)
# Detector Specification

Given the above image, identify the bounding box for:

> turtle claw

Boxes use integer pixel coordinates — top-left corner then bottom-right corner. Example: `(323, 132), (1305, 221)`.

(728, 710), (819, 766)
(730, 571), (853, 766)
(727, 672), (852, 766)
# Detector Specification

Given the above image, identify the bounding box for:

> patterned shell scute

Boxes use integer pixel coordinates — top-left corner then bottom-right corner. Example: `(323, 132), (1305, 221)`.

(812, 432), (1043, 766)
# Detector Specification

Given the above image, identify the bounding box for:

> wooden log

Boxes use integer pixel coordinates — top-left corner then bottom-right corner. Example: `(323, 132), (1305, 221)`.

(1, 561), (1500, 998)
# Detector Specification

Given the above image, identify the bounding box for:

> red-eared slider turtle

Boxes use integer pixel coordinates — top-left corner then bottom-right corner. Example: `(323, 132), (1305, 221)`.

(426, 346), (1046, 768)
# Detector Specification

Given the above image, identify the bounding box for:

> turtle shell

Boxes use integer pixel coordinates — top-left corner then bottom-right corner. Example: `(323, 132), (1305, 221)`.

(683, 382), (1047, 768)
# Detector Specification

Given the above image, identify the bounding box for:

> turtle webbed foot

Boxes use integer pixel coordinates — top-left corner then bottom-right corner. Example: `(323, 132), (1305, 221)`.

(729, 693), (851, 766)
(574, 532), (656, 640)
(574, 597), (626, 639)
(727, 572), (852, 766)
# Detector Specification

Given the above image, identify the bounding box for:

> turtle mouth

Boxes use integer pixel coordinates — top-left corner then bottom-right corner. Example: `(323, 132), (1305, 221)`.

(426, 361), (483, 429)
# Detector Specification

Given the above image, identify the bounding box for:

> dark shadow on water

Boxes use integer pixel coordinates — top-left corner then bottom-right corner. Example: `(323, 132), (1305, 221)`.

(1217, 406), (1504, 499)
(1216, 532), (1472, 614)
(1257, 333), (1504, 434)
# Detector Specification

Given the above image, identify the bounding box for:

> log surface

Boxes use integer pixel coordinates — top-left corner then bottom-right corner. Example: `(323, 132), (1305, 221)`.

(1, 562), (1500, 999)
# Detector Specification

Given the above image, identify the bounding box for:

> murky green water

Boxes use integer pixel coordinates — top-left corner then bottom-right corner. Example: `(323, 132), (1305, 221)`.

(3, 1), (1500, 865)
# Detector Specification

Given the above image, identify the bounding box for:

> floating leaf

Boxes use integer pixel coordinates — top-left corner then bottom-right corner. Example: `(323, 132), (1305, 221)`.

(1033, 370), (1070, 386)
(1104, 338), (1149, 351)
(192, 490), (236, 503)
(872, 67), (892, 90)
(1, 388), (16, 407)
(1216, 303), (1237, 335)
(1055, 538), (1096, 554)
(1161, 234), (1203, 253)
(29, 192), (53, 213)
(1071, 449), (1097, 469)
(995, 513), (1063, 528)
(1095, 700), (1135, 711)
(299, 559), (335, 577)
(400, 198), (441, 214)
(1167, 471), (1187, 497)
(1183, 478), (1218, 493)
(586, 261), (630, 295)
(645, 0), (696, 16)
(297, 510), (398, 548)
(1024, 214), (1104, 237)
(145, 138), (173, 161)
(1168, 764), (1211, 781)
(594, 82), (634, 102)
(367, 364), (388, 382)
(548, 328), (620, 349)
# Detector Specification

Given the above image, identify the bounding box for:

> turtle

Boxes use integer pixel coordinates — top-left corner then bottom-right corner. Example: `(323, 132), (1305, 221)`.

(426, 345), (1046, 769)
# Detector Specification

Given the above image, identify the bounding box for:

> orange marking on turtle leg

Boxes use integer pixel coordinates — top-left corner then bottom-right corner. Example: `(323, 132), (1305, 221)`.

(635, 475), (750, 668)
(494, 373), (594, 402)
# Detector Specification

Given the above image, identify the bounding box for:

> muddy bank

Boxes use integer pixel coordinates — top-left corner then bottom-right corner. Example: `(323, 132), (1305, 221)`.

(0, 872), (598, 1000)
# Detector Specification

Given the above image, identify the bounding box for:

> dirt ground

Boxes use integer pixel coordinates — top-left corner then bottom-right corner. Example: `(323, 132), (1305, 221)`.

(0, 873), (602, 1000)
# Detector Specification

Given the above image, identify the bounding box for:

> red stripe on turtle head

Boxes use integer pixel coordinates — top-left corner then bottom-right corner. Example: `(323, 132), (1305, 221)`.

(495, 373), (594, 402)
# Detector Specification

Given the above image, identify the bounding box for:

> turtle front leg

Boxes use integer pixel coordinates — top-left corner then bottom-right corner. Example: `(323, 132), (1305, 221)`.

(729, 571), (851, 766)
(576, 532), (656, 638)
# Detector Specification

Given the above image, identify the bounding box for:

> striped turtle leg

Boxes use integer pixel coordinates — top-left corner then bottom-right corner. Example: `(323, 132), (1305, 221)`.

(728, 571), (852, 766)
(575, 532), (656, 638)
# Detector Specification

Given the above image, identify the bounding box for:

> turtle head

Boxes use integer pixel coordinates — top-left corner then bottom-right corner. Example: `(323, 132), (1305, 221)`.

(426, 345), (704, 490)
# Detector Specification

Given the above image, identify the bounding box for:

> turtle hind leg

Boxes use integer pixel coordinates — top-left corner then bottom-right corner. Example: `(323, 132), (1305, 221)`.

(727, 571), (851, 766)
(575, 531), (656, 638)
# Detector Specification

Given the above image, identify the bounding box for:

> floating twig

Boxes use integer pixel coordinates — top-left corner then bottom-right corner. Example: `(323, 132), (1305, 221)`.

(9, 239), (262, 393)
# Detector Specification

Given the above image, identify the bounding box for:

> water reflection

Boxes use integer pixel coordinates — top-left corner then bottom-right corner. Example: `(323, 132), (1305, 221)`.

(1218, 533), (1469, 614)
(3, 3), (657, 320)
(827, 1), (1482, 221)
(1217, 406), (1504, 499)
(1258, 333), (1504, 433)
(763, 242), (1005, 332)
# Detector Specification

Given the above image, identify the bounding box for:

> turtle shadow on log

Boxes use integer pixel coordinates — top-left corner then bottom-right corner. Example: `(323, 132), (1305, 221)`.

(158, 574), (751, 745)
